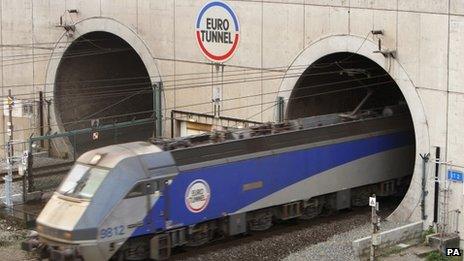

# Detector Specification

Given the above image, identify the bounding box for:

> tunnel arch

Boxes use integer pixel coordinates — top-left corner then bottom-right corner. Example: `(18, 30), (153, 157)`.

(278, 35), (430, 222)
(286, 52), (407, 119)
(45, 17), (162, 156)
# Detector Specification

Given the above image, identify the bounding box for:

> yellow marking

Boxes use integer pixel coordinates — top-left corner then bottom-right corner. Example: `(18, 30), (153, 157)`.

(242, 181), (263, 191)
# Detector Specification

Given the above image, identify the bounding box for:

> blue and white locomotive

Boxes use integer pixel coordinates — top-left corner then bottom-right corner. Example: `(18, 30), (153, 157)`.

(24, 107), (414, 260)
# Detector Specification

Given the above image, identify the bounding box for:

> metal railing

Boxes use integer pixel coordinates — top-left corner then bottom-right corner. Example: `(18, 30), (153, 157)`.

(0, 118), (155, 204)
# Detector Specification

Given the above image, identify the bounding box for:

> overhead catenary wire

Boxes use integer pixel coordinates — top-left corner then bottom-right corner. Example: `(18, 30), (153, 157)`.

(1, 48), (136, 67)
(0, 37), (131, 48)
(0, 33), (390, 137)
(0, 67), (390, 111)
(5, 44), (160, 62)
(0, 45), (374, 107)
(0, 32), (371, 90)
(0, 63), (383, 105)
(0, 79), (394, 139)
(0, 57), (368, 94)
(77, 72), (389, 121)
(15, 78), (392, 132)
(0, 43), (362, 73)
(0, 81), (394, 149)
(0, 69), (390, 111)
(59, 73), (389, 122)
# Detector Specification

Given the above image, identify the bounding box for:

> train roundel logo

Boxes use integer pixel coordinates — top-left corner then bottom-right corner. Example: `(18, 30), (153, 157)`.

(185, 179), (211, 213)
(195, 1), (240, 63)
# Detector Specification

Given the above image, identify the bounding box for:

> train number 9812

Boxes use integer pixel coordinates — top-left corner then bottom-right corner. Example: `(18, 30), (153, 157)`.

(100, 225), (125, 239)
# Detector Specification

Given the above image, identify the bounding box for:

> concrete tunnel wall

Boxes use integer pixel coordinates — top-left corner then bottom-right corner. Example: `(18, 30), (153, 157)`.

(2, 0), (463, 246)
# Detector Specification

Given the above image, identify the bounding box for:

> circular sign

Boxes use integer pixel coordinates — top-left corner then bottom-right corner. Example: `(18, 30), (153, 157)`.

(195, 1), (240, 63)
(185, 179), (211, 213)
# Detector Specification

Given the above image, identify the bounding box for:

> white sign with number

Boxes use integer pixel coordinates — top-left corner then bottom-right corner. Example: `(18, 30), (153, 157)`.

(369, 197), (376, 207)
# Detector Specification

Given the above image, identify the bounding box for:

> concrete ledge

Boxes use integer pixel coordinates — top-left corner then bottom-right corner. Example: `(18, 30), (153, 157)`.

(352, 221), (423, 260)
(426, 233), (460, 254)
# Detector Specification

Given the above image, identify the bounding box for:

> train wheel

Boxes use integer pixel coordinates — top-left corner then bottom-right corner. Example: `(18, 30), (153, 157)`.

(247, 210), (273, 231)
(301, 198), (323, 220)
(150, 234), (171, 260)
(110, 251), (124, 261)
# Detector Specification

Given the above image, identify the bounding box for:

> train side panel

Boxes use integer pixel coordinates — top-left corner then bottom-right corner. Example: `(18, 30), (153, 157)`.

(162, 131), (413, 229)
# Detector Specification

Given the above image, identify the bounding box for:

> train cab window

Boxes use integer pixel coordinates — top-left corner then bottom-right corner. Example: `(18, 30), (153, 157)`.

(125, 180), (160, 199)
(146, 181), (160, 195)
(125, 183), (146, 198)
(58, 164), (109, 199)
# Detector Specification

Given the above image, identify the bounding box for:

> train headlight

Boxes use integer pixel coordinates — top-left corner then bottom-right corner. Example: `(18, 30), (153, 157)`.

(90, 154), (102, 165)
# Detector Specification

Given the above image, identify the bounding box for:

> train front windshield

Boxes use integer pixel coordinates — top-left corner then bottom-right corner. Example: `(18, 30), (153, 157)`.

(58, 164), (109, 199)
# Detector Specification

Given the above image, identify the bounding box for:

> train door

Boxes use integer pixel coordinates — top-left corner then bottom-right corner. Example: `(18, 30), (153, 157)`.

(147, 178), (174, 260)
(149, 177), (174, 231)
(123, 181), (151, 235)
(161, 178), (173, 228)
(115, 180), (160, 236)
(150, 180), (164, 230)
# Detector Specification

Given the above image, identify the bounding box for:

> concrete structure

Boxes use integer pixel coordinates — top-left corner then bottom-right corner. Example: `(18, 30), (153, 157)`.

(0, 0), (463, 248)
(352, 221), (423, 260)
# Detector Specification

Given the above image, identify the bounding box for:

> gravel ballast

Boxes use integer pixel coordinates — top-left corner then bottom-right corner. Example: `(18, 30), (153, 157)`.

(0, 218), (34, 261)
(174, 209), (404, 260)
(174, 200), (404, 261)
(283, 220), (408, 261)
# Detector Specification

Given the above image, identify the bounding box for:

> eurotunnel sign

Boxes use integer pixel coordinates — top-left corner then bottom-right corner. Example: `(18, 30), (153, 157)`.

(185, 179), (211, 213)
(195, 1), (240, 63)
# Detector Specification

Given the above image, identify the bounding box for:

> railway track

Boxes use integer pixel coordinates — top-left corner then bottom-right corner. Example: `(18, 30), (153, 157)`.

(170, 197), (400, 261)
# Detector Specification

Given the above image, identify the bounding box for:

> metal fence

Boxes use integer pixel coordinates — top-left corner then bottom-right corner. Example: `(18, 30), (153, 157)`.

(14, 118), (156, 201)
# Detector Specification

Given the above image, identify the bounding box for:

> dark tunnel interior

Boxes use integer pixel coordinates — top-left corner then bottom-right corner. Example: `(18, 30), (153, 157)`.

(54, 31), (154, 154)
(287, 52), (407, 119)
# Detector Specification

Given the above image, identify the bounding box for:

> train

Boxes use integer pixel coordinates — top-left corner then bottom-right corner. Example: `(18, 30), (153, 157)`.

(22, 106), (415, 260)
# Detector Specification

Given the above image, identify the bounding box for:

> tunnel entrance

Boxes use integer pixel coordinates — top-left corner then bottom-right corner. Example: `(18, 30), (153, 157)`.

(287, 52), (416, 211)
(54, 31), (154, 154)
(288, 52), (407, 119)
